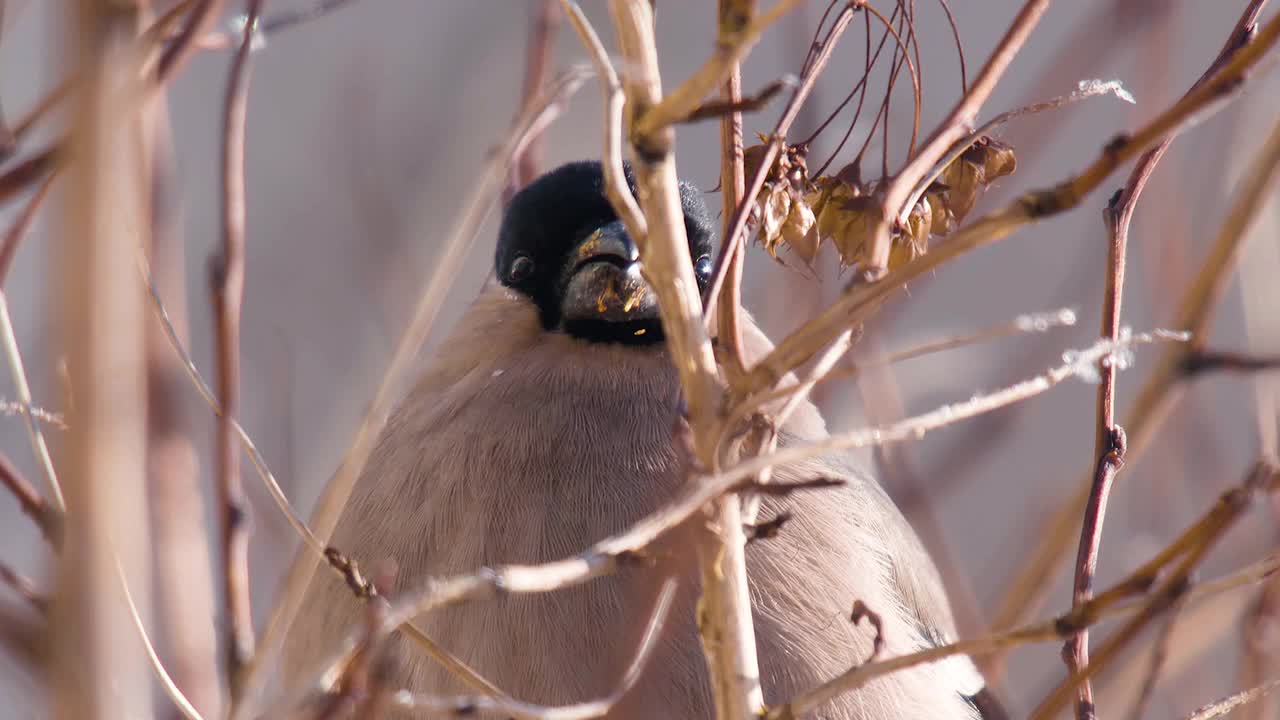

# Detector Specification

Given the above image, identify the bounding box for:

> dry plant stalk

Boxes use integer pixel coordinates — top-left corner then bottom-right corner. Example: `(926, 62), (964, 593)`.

(988, 0), (1272, 654)
(212, 0), (264, 693)
(50, 1), (154, 717)
(861, 0), (1050, 280)
(743, 8), (1280, 396)
(599, 0), (800, 714)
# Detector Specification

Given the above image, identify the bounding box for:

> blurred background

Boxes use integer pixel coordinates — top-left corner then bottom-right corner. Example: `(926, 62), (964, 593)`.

(1, 0), (1278, 717)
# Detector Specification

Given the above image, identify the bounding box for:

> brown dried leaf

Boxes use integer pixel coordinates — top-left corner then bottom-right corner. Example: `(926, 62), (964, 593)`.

(891, 198), (932, 269)
(941, 157), (985, 222)
(782, 200), (818, 264)
(761, 185), (791, 258)
(828, 193), (881, 268)
(742, 133), (775, 185)
(965, 136), (1017, 180)
(924, 184), (955, 236)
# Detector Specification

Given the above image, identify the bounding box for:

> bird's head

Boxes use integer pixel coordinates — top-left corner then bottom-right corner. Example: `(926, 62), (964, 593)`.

(495, 160), (715, 346)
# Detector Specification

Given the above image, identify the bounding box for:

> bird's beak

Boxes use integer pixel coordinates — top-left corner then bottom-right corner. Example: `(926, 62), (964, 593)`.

(560, 220), (659, 325)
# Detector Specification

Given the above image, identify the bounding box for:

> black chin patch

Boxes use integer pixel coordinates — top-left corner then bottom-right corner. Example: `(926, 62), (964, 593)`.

(562, 317), (666, 346)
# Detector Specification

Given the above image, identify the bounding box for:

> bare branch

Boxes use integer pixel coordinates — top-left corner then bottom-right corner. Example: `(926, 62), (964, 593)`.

(0, 452), (60, 545)
(0, 560), (45, 614)
(0, 169), (59, 282)
(116, 557), (206, 720)
(702, 4), (857, 326)
(1125, 597), (1185, 720)
(212, 0), (263, 692)
(770, 460), (1280, 720)
(235, 66), (588, 718)
(138, 252), (509, 705)
(988, 37), (1280, 663)
(863, 0), (1051, 280)
(1031, 460), (1280, 719)
(1183, 680), (1280, 720)
(0, 293), (63, 511)
(900, 78), (1136, 220)
(631, 0), (804, 137)
(559, 0), (646, 237)
(289, 579), (677, 720)
(745, 9), (1280, 395)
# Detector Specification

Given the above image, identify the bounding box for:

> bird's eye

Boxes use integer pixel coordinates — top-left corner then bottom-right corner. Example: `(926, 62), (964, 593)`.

(694, 255), (713, 281)
(509, 255), (535, 283)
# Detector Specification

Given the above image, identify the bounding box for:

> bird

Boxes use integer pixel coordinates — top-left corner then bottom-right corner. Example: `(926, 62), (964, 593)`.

(282, 160), (1005, 719)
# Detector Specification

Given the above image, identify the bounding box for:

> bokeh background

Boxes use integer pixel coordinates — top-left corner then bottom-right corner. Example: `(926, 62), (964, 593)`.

(1, 1), (1278, 717)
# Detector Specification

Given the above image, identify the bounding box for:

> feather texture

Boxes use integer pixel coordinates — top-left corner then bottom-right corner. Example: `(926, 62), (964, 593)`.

(283, 283), (987, 718)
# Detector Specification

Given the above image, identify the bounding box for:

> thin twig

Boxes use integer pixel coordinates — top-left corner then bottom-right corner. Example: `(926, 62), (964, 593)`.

(116, 557), (206, 720)
(0, 169), (60, 282)
(213, 0), (263, 692)
(1183, 680), (1280, 719)
(558, 0), (646, 237)
(287, 579), (677, 720)
(899, 78), (1136, 220)
(737, 307), (1078, 417)
(1125, 597), (1185, 719)
(0, 293), (63, 511)
(1031, 460), (1280, 719)
(236, 66), (588, 719)
(138, 251), (509, 704)
(715, 0), (748, 382)
(631, 0), (805, 137)
(509, 0), (560, 200)
(862, 0), (1051, 280)
(156, 0), (226, 83)
(1065, 424), (1126, 719)
(744, 10), (1280, 394)
(0, 560), (45, 614)
(258, 0), (359, 36)
(0, 144), (59, 207)
(702, 4), (856, 325)
(1183, 349), (1280, 376)
(986, 19), (1280, 666)
(1064, 181), (1139, 720)
(0, 453), (59, 545)
(770, 459), (1280, 720)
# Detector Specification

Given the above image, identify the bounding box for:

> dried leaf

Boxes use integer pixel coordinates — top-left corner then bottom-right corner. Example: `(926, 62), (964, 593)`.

(829, 193), (881, 268)
(924, 183), (955, 236)
(941, 157), (985, 222)
(761, 185), (791, 257)
(782, 200), (818, 263)
(891, 198), (932, 269)
(965, 136), (1017, 180)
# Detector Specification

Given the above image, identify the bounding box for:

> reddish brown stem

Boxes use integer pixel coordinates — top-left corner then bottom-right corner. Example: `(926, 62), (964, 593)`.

(1065, 425), (1126, 719)
(702, 3), (856, 323)
(0, 145), (59, 206)
(0, 454), (59, 546)
(863, 0), (1049, 280)
(156, 0), (226, 83)
(988, 1), (1269, 678)
(213, 0), (262, 695)
(717, 2), (747, 381)
(0, 560), (46, 615)
(505, 0), (561, 204)
(0, 170), (59, 282)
